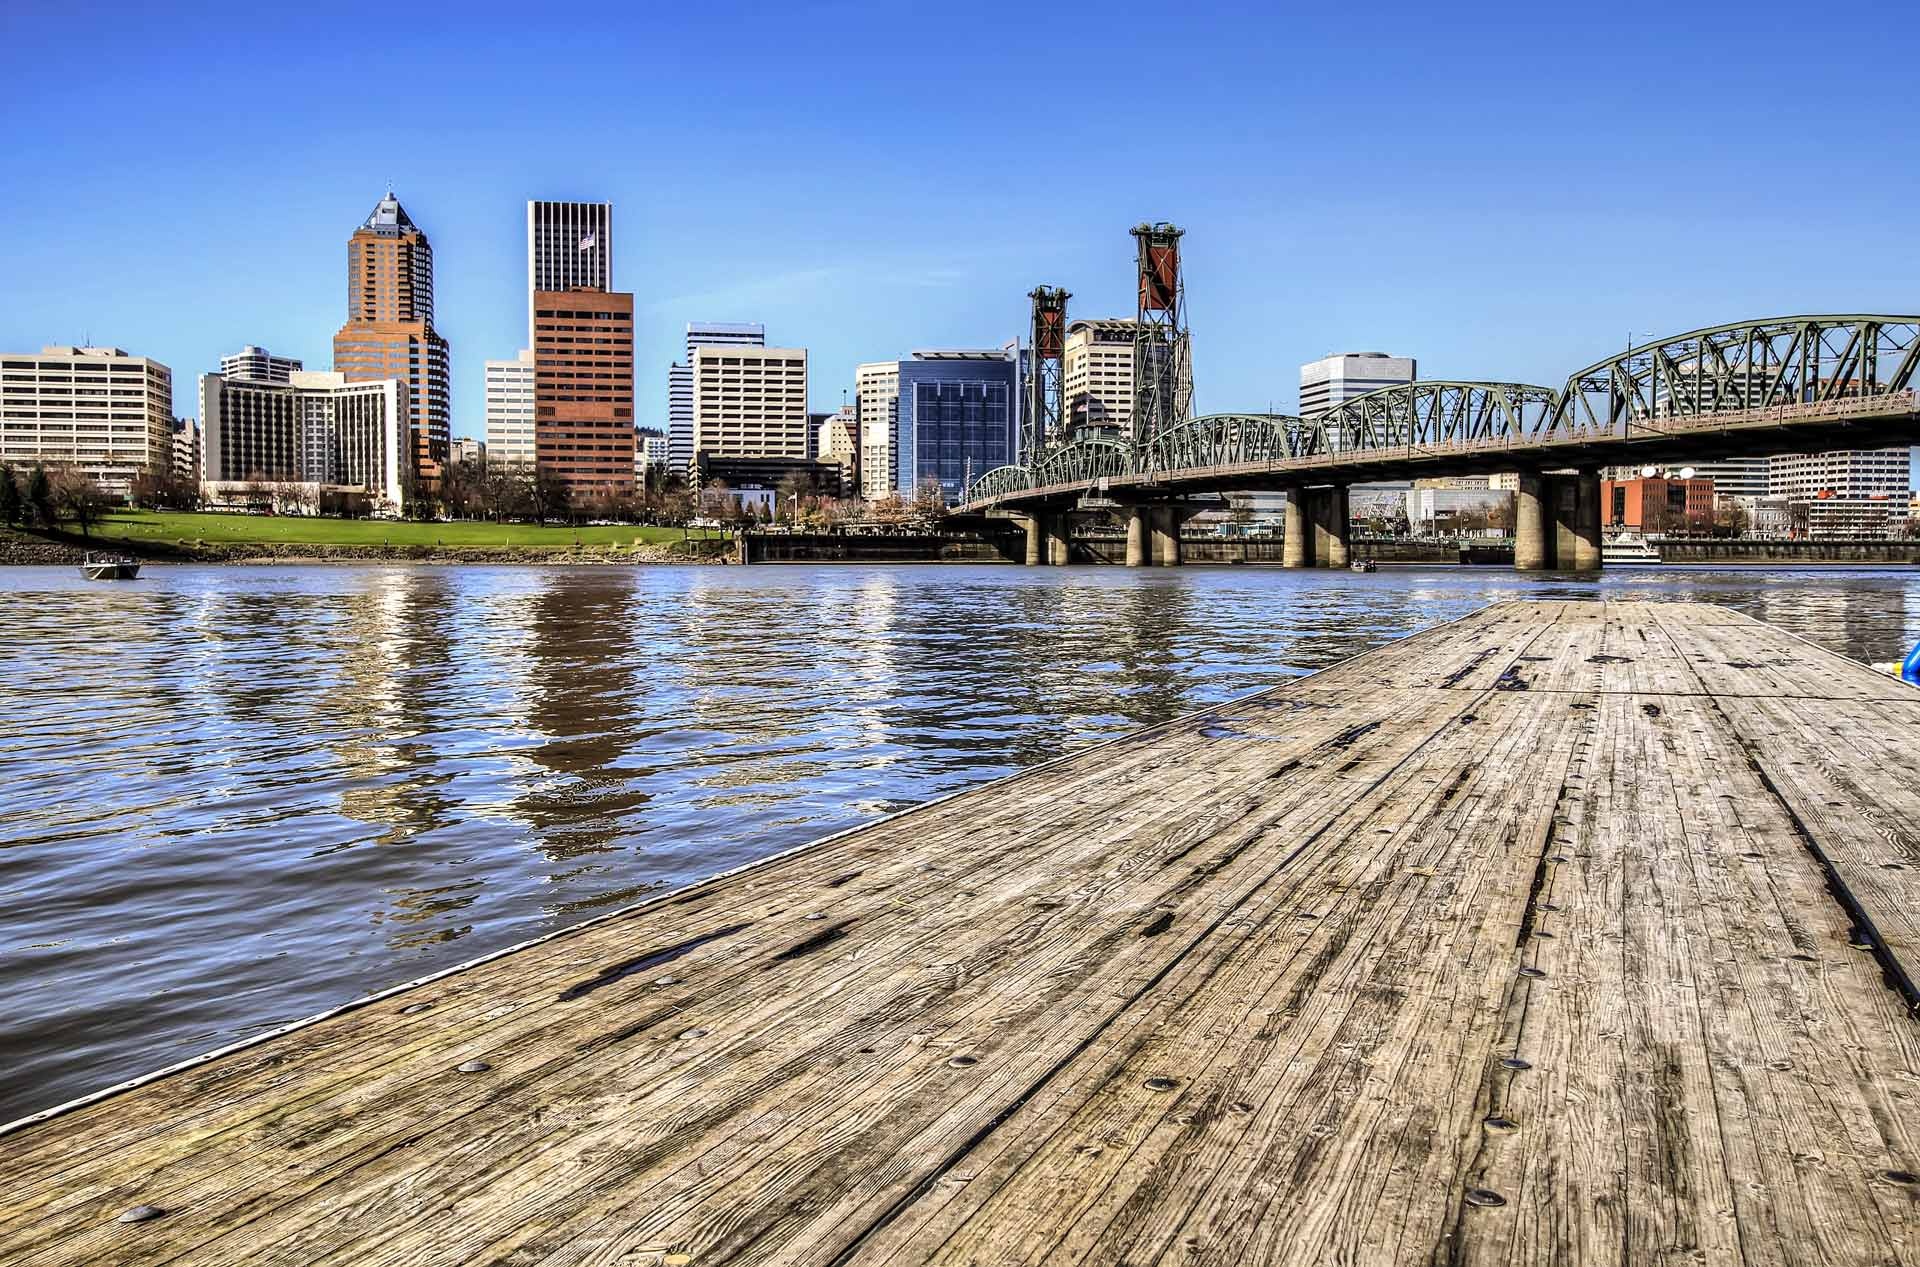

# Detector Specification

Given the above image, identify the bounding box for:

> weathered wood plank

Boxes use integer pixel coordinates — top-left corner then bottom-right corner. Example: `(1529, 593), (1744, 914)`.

(2, 600), (1916, 1267)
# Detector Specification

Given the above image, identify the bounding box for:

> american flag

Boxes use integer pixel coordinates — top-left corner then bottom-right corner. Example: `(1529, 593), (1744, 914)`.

(579, 231), (596, 250)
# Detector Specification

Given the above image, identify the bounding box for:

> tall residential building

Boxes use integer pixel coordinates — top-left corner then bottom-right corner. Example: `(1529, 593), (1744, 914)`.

(1063, 319), (1140, 434)
(1299, 352), (1417, 417)
(670, 323), (765, 472)
(855, 360), (899, 499)
(528, 199), (634, 498)
(527, 201), (612, 343)
(634, 427), (670, 481)
(893, 350), (1019, 501)
(1686, 457), (1770, 501)
(0, 346), (174, 493)
(691, 345), (809, 464)
(220, 346), (302, 385)
(331, 190), (451, 490)
(1769, 449), (1909, 500)
(199, 370), (403, 508)
(484, 350), (536, 467)
(533, 290), (636, 495)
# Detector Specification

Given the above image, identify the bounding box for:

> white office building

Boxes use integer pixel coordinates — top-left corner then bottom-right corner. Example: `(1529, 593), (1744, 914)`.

(692, 345), (809, 461)
(199, 370), (403, 510)
(1299, 352), (1417, 418)
(856, 360), (900, 499)
(484, 349), (536, 467)
(1769, 449), (1909, 500)
(670, 322), (765, 473)
(219, 346), (302, 385)
(0, 346), (175, 494)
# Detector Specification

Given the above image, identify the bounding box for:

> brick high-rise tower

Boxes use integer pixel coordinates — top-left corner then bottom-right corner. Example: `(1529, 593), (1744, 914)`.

(333, 191), (451, 493)
(528, 200), (634, 499)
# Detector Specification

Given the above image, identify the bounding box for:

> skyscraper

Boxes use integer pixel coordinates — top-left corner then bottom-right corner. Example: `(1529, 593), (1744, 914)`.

(527, 202), (611, 342)
(670, 323), (765, 473)
(529, 199), (634, 498)
(331, 191), (451, 492)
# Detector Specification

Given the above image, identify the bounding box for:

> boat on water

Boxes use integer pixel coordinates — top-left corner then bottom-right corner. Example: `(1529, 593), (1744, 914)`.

(1601, 533), (1662, 566)
(1350, 558), (1378, 573)
(80, 555), (141, 581)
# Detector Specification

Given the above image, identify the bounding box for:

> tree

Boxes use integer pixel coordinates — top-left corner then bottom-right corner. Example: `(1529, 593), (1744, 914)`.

(0, 465), (19, 527)
(49, 467), (111, 537)
(25, 464), (53, 528)
(912, 478), (949, 523)
(529, 466), (573, 526)
(1713, 500), (1751, 539)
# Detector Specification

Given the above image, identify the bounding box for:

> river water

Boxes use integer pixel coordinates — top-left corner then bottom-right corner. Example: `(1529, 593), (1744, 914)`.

(3, 561), (1919, 1122)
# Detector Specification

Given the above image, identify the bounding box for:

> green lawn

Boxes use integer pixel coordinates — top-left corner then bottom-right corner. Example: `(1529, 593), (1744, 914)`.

(92, 510), (703, 550)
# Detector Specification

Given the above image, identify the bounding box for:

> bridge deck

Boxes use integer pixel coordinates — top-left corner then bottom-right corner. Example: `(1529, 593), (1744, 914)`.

(5, 600), (1919, 1266)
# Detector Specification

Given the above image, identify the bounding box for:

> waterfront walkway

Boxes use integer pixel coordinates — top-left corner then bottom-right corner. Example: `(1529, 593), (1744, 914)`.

(4, 600), (1918, 1265)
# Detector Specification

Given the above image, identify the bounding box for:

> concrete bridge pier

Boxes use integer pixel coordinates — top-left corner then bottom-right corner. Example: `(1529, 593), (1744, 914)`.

(1515, 473), (1551, 571)
(1570, 470), (1602, 570)
(1151, 507), (1185, 566)
(1045, 514), (1072, 566)
(1124, 507), (1150, 567)
(1282, 489), (1312, 567)
(1315, 485), (1351, 568)
(1019, 515), (1045, 566)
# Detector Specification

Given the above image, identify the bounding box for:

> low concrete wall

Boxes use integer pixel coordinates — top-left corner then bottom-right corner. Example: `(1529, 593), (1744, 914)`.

(1075, 535), (1512, 566)
(740, 532), (1022, 564)
(1655, 540), (1920, 564)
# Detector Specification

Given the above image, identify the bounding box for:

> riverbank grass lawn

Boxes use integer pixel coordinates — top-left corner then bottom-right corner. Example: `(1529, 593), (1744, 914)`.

(91, 511), (698, 550)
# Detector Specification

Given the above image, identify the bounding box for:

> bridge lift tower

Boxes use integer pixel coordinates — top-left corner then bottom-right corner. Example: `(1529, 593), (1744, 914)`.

(1025, 286), (1070, 465)
(1131, 222), (1193, 444)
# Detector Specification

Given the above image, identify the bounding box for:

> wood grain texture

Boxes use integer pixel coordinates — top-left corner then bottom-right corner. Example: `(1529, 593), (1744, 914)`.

(2, 600), (1916, 1266)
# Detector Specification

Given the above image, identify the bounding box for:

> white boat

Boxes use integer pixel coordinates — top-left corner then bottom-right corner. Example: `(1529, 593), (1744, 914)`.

(81, 555), (141, 581)
(1601, 534), (1662, 566)
(1350, 559), (1377, 573)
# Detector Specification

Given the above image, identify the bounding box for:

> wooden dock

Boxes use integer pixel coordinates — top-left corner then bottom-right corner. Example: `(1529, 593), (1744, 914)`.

(4, 600), (1918, 1266)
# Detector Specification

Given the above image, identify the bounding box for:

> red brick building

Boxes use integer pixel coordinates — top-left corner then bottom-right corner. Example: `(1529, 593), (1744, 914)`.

(1601, 476), (1715, 532)
(532, 290), (635, 497)
(332, 191), (450, 493)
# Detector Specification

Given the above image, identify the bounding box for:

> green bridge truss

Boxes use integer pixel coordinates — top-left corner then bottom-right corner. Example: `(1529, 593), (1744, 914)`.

(962, 315), (1920, 508)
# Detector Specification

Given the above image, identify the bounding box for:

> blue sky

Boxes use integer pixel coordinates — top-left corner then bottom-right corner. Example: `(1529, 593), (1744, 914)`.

(3, 1), (1916, 438)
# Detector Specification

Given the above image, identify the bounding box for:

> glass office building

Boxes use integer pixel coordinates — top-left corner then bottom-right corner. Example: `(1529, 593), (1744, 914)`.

(893, 350), (1018, 502)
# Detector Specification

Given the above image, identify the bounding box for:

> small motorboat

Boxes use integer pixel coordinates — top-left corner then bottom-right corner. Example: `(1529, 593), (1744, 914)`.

(1350, 558), (1377, 573)
(81, 554), (141, 581)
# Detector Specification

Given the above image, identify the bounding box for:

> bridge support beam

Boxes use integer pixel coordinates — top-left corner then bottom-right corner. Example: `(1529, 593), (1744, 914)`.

(1045, 514), (1071, 566)
(1151, 507), (1183, 566)
(1124, 507), (1150, 567)
(1020, 515), (1044, 566)
(1570, 471), (1602, 571)
(1283, 489), (1311, 568)
(1515, 474), (1551, 571)
(1316, 486), (1351, 568)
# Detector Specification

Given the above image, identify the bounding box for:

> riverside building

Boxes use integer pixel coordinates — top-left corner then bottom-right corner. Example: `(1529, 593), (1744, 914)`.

(198, 370), (403, 510)
(670, 322), (765, 473)
(855, 360), (899, 498)
(528, 200), (634, 499)
(331, 191), (451, 491)
(483, 350), (536, 467)
(691, 345), (809, 463)
(0, 346), (174, 494)
(892, 350), (1018, 501)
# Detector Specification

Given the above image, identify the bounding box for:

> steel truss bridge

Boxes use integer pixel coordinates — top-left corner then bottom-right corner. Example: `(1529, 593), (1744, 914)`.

(958, 316), (1920, 511)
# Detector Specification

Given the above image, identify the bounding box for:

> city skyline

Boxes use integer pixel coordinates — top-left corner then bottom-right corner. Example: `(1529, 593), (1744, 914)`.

(5, 3), (1914, 453)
